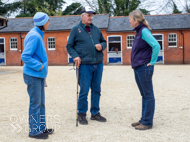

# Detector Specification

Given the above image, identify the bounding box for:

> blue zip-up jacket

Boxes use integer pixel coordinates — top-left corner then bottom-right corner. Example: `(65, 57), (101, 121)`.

(131, 24), (160, 69)
(21, 26), (48, 78)
(66, 21), (107, 64)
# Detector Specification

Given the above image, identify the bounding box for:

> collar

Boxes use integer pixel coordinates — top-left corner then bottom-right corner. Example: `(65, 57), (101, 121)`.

(79, 21), (93, 28)
(133, 23), (144, 32)
(34, 26), (45, 36)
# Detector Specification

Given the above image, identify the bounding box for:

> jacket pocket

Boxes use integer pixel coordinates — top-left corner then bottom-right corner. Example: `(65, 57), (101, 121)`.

(96, 52), (103, 62)
(42, 62), (48, 71)
(40, 61), (48, 77)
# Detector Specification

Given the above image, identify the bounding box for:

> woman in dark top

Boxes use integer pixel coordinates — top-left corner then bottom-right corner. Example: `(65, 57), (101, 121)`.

(129, 10), (160, 130)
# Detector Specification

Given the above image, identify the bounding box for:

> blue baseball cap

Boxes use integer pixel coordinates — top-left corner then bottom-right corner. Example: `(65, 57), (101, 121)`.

(33, 12), (49, 26)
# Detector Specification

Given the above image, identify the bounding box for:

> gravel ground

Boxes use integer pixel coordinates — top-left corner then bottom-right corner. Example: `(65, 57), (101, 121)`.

(0, 65), (190, 142)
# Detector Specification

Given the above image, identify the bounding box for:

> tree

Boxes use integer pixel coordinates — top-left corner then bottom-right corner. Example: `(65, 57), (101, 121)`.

(84, 0), (112, 15)
(15, 0), (65, 17)
(183, 0), (190, 13)
(139, 8), (150, 15)
(0, 0), (21, 16)
(16, 0), (41, 17)
(97, 0), (112, 14)
(173, 1), (182, 14)
(62, 2), (82, 15)
(113, 0), (140, 16)
(44, 0), (65, 16)
(84, 0), (141, 16)
(139, 0), (189, 15)
(0, 0), (8, 16)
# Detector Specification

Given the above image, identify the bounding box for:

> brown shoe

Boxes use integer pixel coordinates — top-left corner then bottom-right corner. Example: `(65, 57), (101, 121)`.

(135, 124), (152, 130)
(131, 122), (141, 127)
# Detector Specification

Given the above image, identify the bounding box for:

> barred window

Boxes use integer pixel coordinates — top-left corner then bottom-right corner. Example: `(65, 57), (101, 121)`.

(108, 36), (121, 42)
(127, 35), (135, 49)
(47, 37), (55, 50)
(10, 37), (17, 50)
(168, 33), (177, 47)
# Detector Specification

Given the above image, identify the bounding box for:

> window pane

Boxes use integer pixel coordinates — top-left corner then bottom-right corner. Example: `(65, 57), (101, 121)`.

(169, 42), (176, 46)
(168, 34), (177, 47)
(153, 35), (162, 40)
(10, 38), (17, 49)
(127, 36), (134, 48)
(108, 37), (121, 42)
(0, 39), (4, 43)
(48, 38), (55, 49)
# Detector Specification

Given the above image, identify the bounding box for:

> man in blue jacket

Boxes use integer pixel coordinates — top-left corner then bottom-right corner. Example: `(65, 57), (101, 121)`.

(66, 6), (107, 125)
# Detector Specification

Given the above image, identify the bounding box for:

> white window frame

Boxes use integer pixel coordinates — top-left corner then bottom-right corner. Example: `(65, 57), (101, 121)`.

(10, 37), (17, 50)
(126, 35), (135, 49)
(0, 37), (6, 65)
(153, 34), (164, 63)
(168, 33), (177, 48)
(47, 37), (55, 50)
(107, 35), (122, 64)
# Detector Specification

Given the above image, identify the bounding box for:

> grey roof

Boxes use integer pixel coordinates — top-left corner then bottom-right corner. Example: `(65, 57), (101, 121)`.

(0, 13), (190, 33)
(0, 14), (109, 33)
(107, 14), (190, 32)
(146, 14), (190, 30)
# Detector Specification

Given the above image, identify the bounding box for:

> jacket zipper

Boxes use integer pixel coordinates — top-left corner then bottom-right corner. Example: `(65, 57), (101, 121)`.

(90, 35), (96, 63)
(83, 25), (96, 63)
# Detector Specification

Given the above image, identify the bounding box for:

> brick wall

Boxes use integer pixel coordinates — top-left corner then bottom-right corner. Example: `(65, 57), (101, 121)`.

(162, 30), (183, 64)
(183, 30), (190, 64)
(107, 30), (190, 65)
(0, 29), (190, 66)
(0, 33), (26, 66)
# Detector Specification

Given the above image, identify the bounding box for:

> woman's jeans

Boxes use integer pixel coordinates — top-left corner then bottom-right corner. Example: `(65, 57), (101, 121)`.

(23, 74), (46, 135)
(134, 64), (155, 127)
(78, 63), (103, 115)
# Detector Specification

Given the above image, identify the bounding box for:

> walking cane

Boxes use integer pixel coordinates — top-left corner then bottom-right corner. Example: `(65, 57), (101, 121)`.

(76, 67), (79, 127)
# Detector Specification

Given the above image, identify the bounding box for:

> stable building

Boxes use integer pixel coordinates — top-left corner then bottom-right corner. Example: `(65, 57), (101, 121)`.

(0, 13), (190, 66)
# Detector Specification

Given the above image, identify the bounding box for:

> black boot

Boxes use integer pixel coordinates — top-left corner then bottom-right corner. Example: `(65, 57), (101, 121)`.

(29, 133), (48, 139)
(78, 113), (88, 125)
(91, 113), (107, 122)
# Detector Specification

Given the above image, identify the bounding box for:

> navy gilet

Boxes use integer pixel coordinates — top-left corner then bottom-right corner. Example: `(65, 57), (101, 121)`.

(131, 24), (152, 69)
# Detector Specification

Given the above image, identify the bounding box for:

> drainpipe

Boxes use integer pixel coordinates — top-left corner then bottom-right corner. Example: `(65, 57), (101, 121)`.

(20, 33), (23, 66)
(180, 30), (184, 64)
(0, 26), (7, 30)
(0, 25), (7, 30)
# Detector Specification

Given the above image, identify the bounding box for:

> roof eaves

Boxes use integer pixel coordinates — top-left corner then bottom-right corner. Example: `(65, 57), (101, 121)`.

(106, 30), (134, 32)
(0, 31), (29, 33)
(151, 27), (190, 30)
(107, 28), (190, 33)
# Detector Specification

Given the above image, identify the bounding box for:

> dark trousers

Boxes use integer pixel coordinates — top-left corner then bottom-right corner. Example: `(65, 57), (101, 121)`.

(23, 74), (46, 135)
(78, 63), (103, 115)
(134, 64), (155, 127)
